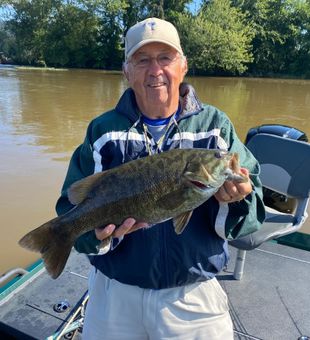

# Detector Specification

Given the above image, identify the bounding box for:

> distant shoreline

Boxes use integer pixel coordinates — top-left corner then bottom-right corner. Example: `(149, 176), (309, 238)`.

(1, 64), (309, 80)
(0, 64), (122, 74)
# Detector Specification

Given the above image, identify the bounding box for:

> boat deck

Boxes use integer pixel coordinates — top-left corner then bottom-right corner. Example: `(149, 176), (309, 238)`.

(0, 251), (89, 339)
(1, 242), (310, 340)
(222, 242), (310, 339)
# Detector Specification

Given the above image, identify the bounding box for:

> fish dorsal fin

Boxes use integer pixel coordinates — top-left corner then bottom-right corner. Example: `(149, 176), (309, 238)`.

(68, 171), (107, 205)
(173, 210), (193, 235)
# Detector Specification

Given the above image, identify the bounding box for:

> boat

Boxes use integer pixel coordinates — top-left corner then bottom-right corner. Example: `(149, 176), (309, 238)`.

(1, 125), (310, 340)
(1, 242), (310, 339)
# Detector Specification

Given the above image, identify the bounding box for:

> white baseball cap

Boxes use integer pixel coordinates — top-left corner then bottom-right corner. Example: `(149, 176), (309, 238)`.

(125, 17), (183, 60)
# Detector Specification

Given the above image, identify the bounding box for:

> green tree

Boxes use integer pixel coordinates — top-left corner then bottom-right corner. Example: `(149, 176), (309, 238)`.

(1, 0), (127, 68)
(134, 0), (191, 22)
(92, 0), (127, 68)
(233, 0), (310, 76)
(142, 0), (165, 18)
(163, 0), (191, 21)
(44, 3), (99, 67)
(176, 0), (254, 75)
(285, 0), (310, 77)
(122, 0), (144, 34)
(121, 0), (191, 32)
(4, 0), (58, 65)
(0, 26), (15, 63)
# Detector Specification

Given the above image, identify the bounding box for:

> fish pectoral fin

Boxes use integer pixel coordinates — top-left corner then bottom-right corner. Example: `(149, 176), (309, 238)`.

(68, 171), (108, 205)
(173, 211), (193, 235)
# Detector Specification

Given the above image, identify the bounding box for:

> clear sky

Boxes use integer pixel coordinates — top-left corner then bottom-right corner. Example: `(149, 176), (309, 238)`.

(188, 0), (203, 14)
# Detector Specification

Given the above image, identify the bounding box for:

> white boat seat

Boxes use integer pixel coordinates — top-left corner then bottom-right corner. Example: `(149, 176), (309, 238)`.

(229, 133), (310, 279)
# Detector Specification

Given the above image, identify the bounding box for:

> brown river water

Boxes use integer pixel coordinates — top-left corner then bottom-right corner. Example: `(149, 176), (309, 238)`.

(0, 67), (310, 275)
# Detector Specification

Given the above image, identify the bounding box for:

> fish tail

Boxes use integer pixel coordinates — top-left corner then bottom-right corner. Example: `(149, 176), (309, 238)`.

(19, 217), (73, 279)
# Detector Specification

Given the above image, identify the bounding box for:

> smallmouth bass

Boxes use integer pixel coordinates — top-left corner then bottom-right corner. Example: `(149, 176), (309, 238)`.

(19, 148), (247, 279)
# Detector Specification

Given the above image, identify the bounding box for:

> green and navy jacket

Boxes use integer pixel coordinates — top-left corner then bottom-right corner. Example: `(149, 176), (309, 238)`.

(56, 83), (265, 289)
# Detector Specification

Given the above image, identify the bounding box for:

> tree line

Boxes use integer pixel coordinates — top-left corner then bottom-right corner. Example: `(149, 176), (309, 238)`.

(0, 0), (309, 78)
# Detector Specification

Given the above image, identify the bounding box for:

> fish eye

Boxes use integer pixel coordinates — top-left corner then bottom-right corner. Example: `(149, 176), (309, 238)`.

(214, 152), (221, 159)
(214, 150), (227, 159)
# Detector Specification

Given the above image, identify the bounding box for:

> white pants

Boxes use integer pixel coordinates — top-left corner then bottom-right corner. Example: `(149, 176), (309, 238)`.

(82, 268), (233, 340)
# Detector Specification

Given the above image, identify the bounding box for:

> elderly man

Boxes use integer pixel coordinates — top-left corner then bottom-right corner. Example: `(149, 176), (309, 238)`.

(56, 18), (265, 340)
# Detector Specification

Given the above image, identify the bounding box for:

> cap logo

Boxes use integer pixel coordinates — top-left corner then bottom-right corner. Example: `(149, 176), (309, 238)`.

(147, 21), (156, 31)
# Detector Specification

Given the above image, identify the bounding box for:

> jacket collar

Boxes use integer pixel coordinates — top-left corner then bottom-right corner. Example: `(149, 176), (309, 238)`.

(115, 82), (203, 123)
(179, 82), (203, 118)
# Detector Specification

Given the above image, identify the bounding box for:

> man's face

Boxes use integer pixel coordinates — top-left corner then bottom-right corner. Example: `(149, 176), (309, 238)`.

(124, 42), (187, 117)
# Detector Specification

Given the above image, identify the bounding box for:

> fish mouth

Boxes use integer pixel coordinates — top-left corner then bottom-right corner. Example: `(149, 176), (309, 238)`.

(189, 180), (212, 191)
(186, 164), (216, 191)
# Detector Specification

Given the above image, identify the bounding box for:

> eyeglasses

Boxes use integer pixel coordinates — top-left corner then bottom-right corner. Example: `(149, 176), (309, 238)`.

(129, 53), (181, 69)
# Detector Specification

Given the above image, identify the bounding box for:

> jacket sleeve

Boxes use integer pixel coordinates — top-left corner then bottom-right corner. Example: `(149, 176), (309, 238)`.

(55, 123), (103, 254)
(216, 116), (265, 240)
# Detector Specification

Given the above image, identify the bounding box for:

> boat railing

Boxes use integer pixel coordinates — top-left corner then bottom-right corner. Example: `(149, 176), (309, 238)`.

(0, 268), (29, 286)
(0, 260), (44, 306)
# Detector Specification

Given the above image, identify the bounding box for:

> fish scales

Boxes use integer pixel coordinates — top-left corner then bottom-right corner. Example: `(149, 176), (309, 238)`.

(65, 154), (185, 227)
(19, 148), (247, 279)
